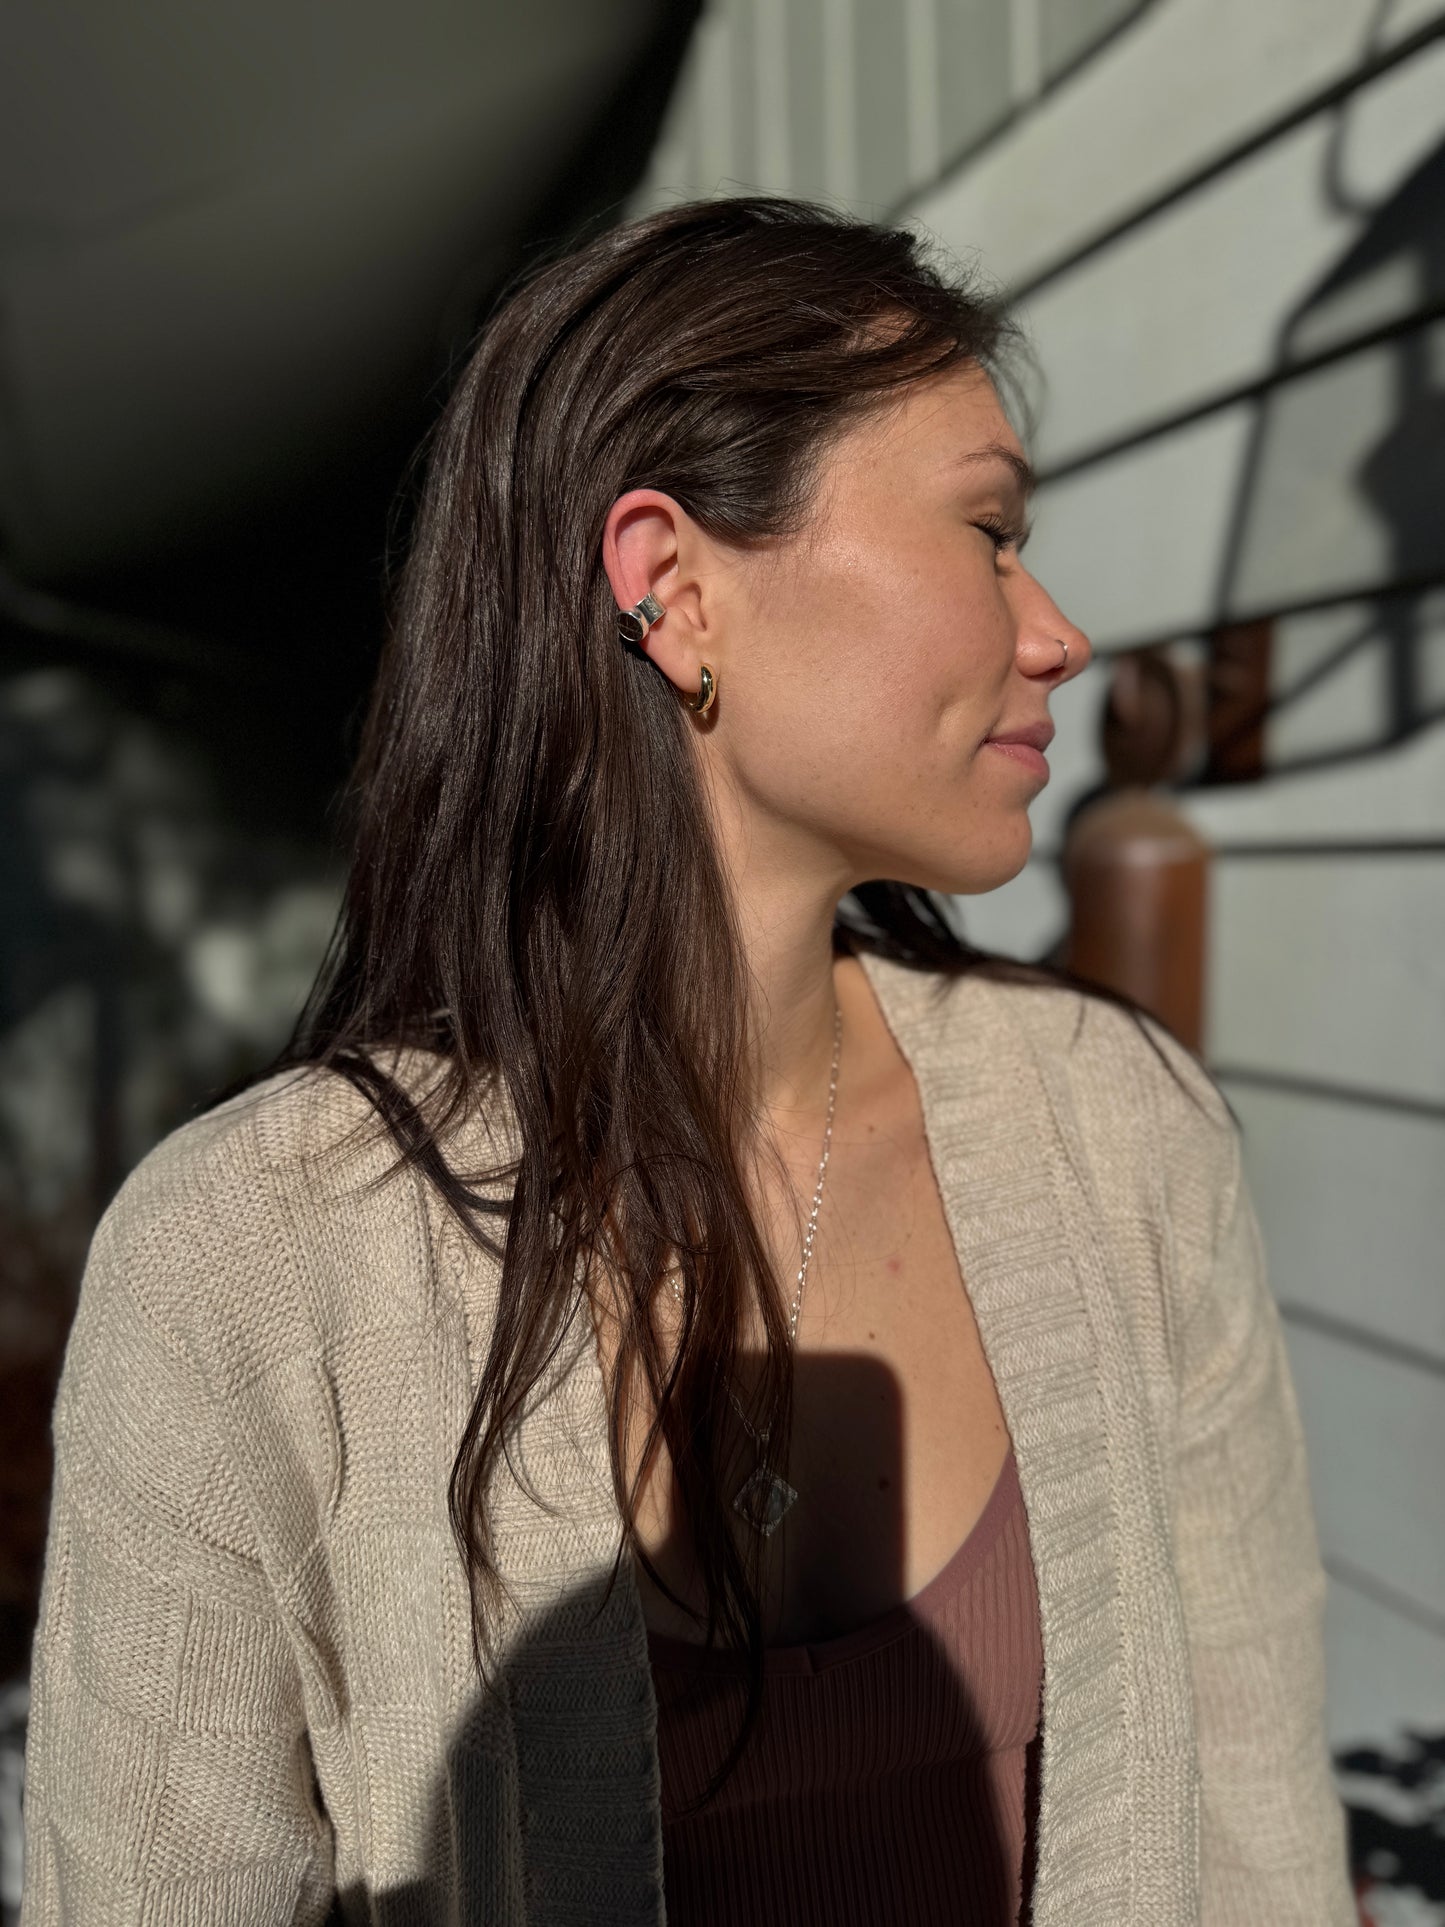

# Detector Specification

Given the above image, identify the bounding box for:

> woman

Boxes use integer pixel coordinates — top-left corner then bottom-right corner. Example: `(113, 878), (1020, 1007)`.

(21, 196), (1354, 1925)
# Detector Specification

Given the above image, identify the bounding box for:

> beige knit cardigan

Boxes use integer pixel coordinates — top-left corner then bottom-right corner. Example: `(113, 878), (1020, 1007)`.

(21, 947), (1356, 1925)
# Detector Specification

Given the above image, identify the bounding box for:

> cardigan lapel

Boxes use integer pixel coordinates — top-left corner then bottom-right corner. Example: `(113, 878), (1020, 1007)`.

(857, 949), (1200, 1926)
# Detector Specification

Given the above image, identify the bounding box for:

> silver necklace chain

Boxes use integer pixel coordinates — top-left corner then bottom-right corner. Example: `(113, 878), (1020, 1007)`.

(668, 996), (843, 1531)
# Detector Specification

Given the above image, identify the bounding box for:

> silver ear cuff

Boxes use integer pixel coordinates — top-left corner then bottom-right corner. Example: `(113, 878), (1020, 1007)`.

(617, 591), (665, 644)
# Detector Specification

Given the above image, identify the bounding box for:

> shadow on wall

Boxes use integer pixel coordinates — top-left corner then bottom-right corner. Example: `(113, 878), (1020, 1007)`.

(1059, 123), (1445, 859)
(1212, 128), (1445, 776)
(1204, 89), (1445, 1921)
(1049, 124), (1445, 967)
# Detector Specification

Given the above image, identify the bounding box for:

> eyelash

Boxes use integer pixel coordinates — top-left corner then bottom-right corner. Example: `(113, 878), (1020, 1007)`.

(974, 514), (1027, 554)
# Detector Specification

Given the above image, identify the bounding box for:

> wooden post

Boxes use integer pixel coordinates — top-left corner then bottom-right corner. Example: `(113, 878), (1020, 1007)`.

(1061, 788), (1210, 1052)
(1060, 645), (1212, 1054)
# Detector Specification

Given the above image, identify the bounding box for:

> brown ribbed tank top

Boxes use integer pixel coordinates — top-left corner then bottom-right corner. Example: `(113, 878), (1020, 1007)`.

(646, 1446), (1043, 1926)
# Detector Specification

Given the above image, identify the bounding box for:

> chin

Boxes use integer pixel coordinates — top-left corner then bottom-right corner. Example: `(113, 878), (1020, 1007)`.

(912, 821), (1034, 898)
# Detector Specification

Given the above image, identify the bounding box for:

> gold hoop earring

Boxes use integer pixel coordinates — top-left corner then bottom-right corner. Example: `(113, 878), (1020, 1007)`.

(687, 664), (717, 715)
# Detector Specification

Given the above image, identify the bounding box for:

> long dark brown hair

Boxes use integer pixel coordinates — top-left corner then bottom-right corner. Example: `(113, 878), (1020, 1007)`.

(236, 193), (1221, 1791)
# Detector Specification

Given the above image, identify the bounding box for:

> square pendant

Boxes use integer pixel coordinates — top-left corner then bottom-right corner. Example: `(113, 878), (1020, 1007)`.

(732, 1465), (798, 1537)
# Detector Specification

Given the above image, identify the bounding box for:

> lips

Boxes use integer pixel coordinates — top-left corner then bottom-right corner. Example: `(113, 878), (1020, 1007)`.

(984, 721), (1054, 752)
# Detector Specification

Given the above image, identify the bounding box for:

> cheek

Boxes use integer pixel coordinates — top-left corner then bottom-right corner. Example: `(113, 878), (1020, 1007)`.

(877, 608), (1010, 755)
(816, 548), (990, 707)
(734, 530), (1008, 778)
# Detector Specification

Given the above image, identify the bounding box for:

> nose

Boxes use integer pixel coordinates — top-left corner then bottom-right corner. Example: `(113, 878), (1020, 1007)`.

(1047, 618), (1092, 684)
(1020, 580), (1092, 685)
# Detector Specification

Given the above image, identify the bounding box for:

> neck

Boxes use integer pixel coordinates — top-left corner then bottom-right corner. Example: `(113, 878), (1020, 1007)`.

(702, 771), (852, 1146)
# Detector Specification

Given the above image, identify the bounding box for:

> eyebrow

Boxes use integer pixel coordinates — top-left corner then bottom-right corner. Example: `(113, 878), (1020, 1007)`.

(952, 441), (1037, 499)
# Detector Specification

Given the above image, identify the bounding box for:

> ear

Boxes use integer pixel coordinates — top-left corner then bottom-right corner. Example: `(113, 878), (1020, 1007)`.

(601, 488), (716, 695)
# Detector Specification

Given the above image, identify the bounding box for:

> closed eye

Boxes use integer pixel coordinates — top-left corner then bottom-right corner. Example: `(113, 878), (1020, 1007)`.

(974, 513), (1031, 555)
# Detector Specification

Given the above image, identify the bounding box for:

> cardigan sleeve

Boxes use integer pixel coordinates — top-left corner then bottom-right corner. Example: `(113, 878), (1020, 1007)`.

(19, 1178), (337, 1925)
(1170, 1122), (1357, 1926)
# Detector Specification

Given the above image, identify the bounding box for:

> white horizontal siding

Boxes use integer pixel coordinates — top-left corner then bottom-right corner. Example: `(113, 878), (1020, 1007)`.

(1022, 313), (1445, 649)
(1026, 407), (1252, 648)
(1260, 592), (1445, 769)
(1188, 715), (1445, 841)
(628, 0), (1151, 221)
(908, 0), (1445, 290)
(1383, 0), (1445, 43)
(1323, 1574), (1445, 1752)
(1233, 1087), (1445, 1363)
(1285, 1322), (1445, 1626)
(1231, 318), (1444, 618)
(1018, 38), (1445, 466)
(1037, 0), (1148, 86)
(1205, 855), (1445, 1101)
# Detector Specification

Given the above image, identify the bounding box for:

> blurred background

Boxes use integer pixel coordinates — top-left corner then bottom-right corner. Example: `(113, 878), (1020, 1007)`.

(2, 0), (1442, 1918)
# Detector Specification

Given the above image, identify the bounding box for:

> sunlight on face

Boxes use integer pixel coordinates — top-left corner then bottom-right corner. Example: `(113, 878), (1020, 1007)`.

(713, 362), (1093, 900)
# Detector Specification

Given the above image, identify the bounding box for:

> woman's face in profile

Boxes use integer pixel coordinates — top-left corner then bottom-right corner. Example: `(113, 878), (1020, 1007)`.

(708, 361), (1094, 900)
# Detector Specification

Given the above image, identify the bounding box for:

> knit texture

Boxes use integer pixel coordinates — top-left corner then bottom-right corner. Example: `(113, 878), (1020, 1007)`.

(19, 948), (1356, 1924)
